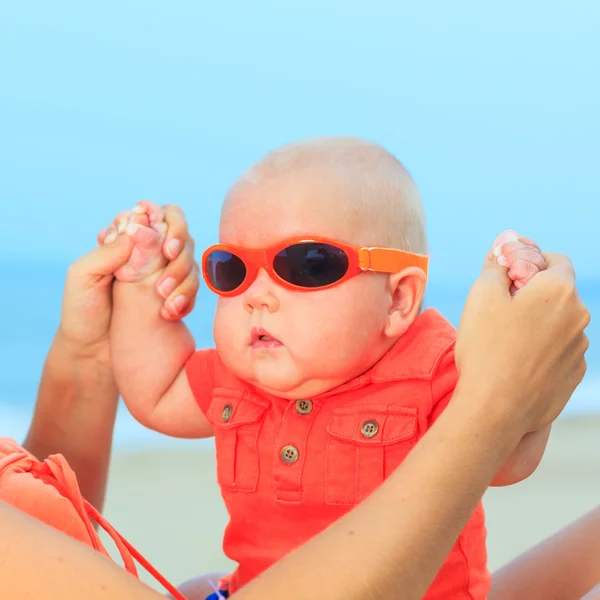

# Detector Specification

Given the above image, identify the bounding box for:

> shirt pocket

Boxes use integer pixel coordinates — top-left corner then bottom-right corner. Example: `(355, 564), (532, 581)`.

(325, 405), (418, 505)
(206, 389), (268, 492)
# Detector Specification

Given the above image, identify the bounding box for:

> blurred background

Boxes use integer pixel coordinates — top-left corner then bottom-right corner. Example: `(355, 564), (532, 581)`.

(1, 0), (598, 590)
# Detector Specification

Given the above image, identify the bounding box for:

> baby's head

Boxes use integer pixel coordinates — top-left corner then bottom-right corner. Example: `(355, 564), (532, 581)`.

(206, 137), (428, 399)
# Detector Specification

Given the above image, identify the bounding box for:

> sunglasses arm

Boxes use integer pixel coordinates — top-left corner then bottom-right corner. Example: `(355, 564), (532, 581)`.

(358, 247), (429, 278)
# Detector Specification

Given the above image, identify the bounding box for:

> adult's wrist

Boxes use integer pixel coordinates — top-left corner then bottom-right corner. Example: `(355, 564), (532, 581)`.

(53, 327), (112, 367)
(449, 376), (528, 455)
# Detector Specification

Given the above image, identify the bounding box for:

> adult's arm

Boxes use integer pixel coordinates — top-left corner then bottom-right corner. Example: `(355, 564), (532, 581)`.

(23, 330), (121, 513)
(23, 205), (199, 511)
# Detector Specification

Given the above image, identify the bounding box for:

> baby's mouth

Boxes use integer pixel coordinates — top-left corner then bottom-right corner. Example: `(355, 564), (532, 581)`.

(250, 327), (282, 349)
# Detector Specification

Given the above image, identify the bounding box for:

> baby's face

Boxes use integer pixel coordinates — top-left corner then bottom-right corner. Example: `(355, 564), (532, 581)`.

(212, 170), (398, 399)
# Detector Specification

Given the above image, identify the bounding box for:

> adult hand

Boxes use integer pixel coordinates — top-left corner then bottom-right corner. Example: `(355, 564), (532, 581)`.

(60, 203), (199, 361)
(455, 250), (589, 435)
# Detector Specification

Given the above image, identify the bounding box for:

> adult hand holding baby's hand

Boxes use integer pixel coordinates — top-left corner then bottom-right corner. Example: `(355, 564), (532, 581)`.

(455, 247), (589, 438)
(490, 229), (547, 294)
(59, 202), (198, 362)
(98, 201), (199, 321)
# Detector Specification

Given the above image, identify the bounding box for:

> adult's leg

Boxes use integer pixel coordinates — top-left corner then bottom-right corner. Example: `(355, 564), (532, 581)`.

(581, 583), (600, 599)
(490, 505), (600, 600)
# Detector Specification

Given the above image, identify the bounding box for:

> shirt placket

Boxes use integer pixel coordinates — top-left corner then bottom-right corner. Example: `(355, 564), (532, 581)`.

(273, 397), (320, 502)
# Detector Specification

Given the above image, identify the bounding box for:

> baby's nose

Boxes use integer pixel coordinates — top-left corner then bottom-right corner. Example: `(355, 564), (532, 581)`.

(243, 268), (280, 313)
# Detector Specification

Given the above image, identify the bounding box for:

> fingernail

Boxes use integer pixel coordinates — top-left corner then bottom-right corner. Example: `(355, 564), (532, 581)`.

(133, 204), (144, 214)
(126, 223), (138, 235)
(166, 238), (181, 258)
(497, 255), (508, 267)
(492, 245), (503, 257)
(169, 294), (187, 313)
(117, 219), (127, 233)
(104, 231), (117, 244)
(158, 277), (176, 298)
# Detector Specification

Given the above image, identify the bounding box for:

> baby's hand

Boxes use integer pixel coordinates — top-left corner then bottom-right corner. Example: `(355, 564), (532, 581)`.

(100, 200), (168, 283)
(491, 229), (547, 295)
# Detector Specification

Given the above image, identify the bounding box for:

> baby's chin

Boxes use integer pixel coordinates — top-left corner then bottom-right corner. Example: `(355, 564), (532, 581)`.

(218, 348), (350, 399)
(244, 371), (308, 399)
(225, 360), (317, 399)
(248, 368), (349, 400)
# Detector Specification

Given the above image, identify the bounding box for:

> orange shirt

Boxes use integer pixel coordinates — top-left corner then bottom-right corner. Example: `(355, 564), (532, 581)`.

(186, 309), (490, 599)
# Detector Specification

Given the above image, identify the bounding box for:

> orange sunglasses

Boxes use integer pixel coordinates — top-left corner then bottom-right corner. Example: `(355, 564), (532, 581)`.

(201, 236), (428, 297)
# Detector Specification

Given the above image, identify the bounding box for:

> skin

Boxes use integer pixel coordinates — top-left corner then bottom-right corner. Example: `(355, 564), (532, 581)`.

(0, 250), (591, 600)
(490, 506), (600, 600)
(213, 168), (427, 399)
(23, 203), (199, 510)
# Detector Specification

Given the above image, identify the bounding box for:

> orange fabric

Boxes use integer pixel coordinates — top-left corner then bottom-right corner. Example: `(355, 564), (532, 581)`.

(186, 308), (490, 599)
(0, 438), (187, 600)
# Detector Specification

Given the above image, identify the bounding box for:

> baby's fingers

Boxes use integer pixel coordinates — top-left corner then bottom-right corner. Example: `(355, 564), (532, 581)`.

(508, 260), (541, 287)
(500, 242), (547, 271)
(133, 200), (164, 227)
(126, 222), (162, 249)
(501, 243), (546, 288)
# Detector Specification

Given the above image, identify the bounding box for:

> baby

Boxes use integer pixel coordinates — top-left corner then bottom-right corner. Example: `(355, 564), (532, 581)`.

(107, 137), (548, 599)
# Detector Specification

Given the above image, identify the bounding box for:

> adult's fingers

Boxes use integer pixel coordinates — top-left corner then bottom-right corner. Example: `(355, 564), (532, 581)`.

(478, 241), (514, 294)
(97, 209), (133, 245)
(69, 234), (135, 281)
(162, 204), (191, 260)
(155, 237), (196, 299)
(491, 229), (519, 252)
(540, 252), (577, 283)
(160, 262), (200, 321)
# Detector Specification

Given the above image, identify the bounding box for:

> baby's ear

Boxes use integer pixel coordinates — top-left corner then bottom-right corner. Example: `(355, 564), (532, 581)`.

(384, 267), (427, 338)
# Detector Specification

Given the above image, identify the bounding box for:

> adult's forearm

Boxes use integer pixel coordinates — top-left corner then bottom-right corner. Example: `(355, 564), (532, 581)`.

(237, 383), (525, 600)
(23, 331), (119, 512)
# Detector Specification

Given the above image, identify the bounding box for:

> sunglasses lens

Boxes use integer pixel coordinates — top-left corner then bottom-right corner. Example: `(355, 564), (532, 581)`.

(273, 243), (349, 288)
(205, 250), (246, 292)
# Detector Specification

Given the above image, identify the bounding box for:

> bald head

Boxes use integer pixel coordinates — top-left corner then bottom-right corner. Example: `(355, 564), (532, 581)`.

(225, 136), (427, 254)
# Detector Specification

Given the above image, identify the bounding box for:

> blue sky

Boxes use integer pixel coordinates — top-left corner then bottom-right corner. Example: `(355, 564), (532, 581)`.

(1, 1), (598, 283)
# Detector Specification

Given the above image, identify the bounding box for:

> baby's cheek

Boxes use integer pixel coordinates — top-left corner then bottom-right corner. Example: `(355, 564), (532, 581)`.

(213, 302), (243, 356)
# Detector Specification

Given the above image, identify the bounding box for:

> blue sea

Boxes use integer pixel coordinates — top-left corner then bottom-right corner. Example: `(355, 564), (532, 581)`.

(2, 260), (598, 450)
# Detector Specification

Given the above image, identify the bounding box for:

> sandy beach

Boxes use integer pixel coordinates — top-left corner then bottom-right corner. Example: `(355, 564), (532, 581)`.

(101, 414), (600, 592)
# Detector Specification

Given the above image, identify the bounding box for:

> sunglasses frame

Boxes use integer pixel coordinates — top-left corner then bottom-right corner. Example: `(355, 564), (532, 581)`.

(201, 236), (429, 297)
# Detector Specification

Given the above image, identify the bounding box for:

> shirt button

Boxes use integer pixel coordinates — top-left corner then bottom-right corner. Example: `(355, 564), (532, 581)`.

(361, 419), (379, 438)
(221, 404), (233, 422)
(280, 445), (300, 464)
(295, 399), (313, 415)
